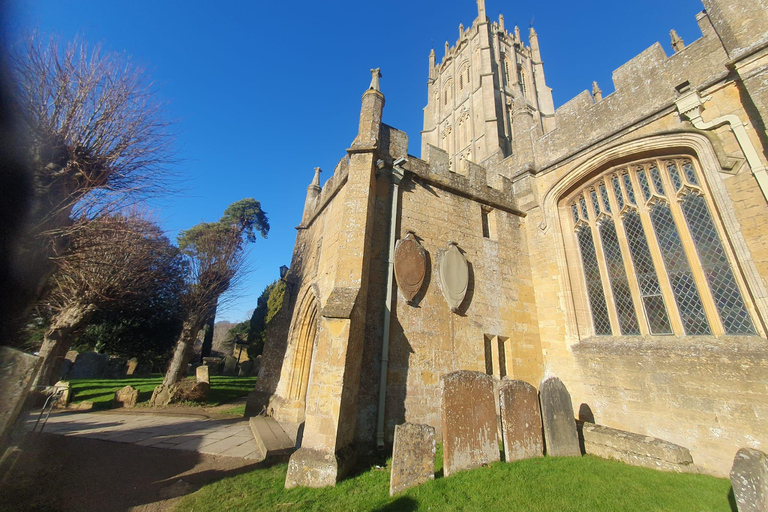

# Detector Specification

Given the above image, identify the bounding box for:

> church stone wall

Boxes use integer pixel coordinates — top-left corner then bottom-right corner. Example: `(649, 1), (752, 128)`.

(515, 10), (768, 473)
(381, 161), (543, 442)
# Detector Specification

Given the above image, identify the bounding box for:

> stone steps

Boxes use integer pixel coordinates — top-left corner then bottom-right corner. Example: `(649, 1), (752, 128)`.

(249, 416), (296, 463)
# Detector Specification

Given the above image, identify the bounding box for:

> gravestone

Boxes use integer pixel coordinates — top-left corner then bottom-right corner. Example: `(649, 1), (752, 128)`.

(53, 380), (71, 408)
(126, 358), (139, 375)
(539, 376), (580, 457)
(238, 360), (253, 377)
(114, 385), (139, 407)
(390, 423), (435, 496)
(203, 357), (222, 376)
(0, 347), (41, 444)
(69, 352), (109, 379)
(223, 356), (237, 376)
(196, 365), (210, 384)
(60, 350), (79, 380)
(441, 370), (499, 477)
(499, 379), (543, 462)
(105, 357), (128, 378)
(58, 359), (73, 380)
(730, 447), (768, 512)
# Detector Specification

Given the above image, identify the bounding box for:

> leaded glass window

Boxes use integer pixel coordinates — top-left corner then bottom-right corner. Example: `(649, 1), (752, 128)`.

(566, 157), (756, 337)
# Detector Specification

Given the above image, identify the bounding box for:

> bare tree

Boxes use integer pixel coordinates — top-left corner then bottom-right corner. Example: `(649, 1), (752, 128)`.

(33, 214), (183, 387)
(3, 34), (173, 346)
(159, 199), (269, 390)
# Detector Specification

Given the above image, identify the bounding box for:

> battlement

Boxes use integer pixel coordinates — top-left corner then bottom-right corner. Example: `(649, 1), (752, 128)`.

(532, 11), (729, 171)
(415, 144), (522, 216)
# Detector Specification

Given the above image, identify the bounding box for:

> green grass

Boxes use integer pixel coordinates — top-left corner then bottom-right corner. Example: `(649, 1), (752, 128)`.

(68, 375), (257, 410)
(175, 450), (735, 512)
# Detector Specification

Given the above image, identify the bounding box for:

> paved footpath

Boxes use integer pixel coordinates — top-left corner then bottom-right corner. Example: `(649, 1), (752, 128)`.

(28, 410), (261, 459)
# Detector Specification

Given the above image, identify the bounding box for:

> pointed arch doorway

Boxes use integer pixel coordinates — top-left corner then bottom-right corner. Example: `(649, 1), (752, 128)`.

(275, 290), (319, 424)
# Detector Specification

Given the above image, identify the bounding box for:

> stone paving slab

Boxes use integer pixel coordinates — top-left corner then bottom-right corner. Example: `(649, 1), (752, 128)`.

(27, 411), (259, 459)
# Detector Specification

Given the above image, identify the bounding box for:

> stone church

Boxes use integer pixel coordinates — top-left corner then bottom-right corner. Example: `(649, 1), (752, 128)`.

(247, 0), (768, 486)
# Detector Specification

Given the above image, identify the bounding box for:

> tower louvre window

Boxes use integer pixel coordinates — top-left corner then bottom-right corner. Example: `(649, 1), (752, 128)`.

(566, 157), (756, 337)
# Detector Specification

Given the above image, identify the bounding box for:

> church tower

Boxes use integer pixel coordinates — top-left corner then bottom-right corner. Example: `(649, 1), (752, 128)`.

(421, 0), (555, 173)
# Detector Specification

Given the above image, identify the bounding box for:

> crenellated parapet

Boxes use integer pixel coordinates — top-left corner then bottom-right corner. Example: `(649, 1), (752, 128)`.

(529, 12), (729, 173)
(414, 144), (522, 216)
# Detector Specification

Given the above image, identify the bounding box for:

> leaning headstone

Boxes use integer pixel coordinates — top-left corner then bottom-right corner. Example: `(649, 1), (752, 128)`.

(126, 358), (139, 375)
(500, 379), (543, 462)
(731, 447), (768, 512)
(114, 385), (139, 408)
(441, 370), (499, 477)
(223, 356), (237, 376)
(52, 380), (72, 408)
(390, 423), (435, 496)
(69, 352), (109, 379)
(539, 376), (581, 457)
(238, 360), (253, 377)
(0, 347), (41, 443)
(196, 365), (210, 384)
(151, 384), (174, 407)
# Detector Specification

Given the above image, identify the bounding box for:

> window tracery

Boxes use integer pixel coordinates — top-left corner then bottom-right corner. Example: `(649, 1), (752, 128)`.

(566, 157), (756, 337)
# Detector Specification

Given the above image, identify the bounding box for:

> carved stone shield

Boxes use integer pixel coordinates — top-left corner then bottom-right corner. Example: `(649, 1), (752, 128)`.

(394, 232), (427, 304)
(437, 242), (468, 312)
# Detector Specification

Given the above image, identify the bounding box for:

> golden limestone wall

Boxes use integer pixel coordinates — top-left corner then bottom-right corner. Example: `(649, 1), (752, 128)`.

(382, 157), (543, 442)
(516, 8), (768, 476)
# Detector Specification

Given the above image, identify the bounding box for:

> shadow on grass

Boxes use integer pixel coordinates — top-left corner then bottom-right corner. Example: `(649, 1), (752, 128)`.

(373, 496), (418, 511)
(728, 487), (738, 512)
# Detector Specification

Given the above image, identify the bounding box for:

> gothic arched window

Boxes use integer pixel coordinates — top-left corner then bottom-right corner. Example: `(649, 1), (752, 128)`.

(565, 156), (756, 337)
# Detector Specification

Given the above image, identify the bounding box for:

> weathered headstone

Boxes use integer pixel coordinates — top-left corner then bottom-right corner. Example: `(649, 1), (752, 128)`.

(389, 422), (435, 496)
(223, 356), (237, 376)
(53, 380), (71, 408)
(69, 352), (109, 379)
(731, 447), (768, 512)
(105, 357), (128, 378)
(0, 347), (41, 444)
(196, 365), (210, 384)
(499, 379), (543, 462)
(441, 370), (499, 477)
(114, 385), (139, 407)
(203, 357), (222, 376)
(580, 422), (694, 472)
(150, 384), (173, 407)
(238, 360), (253, 377)
(539, 376), (580, 457)
(58, 359), (73, 380)
(126, 358), (139, 375)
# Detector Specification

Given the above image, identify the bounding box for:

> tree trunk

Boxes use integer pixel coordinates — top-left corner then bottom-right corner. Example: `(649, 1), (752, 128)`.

(33, 304), (93, 387)
(200, 307), (216, 361)
(163, 319), (204, 386)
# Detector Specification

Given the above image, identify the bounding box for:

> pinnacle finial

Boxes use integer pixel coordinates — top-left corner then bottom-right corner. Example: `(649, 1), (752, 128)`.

(592, 81), (603, 102)
(369, 68), (382, 92)
(477, 0), (486, 18)
(670, 29), (685, 52)
(311, 167), (322, 187)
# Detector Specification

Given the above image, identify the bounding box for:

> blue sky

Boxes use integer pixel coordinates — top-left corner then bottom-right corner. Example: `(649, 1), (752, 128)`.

(9, 0), (704, 322)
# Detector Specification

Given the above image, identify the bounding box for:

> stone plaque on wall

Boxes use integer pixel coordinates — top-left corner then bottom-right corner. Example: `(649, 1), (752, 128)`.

(394, 232), (427, 304)
(437, 242), (468, 312)
(441, 370), (499, 477)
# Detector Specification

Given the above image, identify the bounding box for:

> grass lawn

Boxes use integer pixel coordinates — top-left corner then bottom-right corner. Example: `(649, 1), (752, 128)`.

(68, 375), (257, 409)
(175, 446), (735, 512)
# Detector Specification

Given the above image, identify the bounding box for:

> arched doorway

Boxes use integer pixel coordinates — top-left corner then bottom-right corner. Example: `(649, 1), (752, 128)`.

(276, 290), (319, 423)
